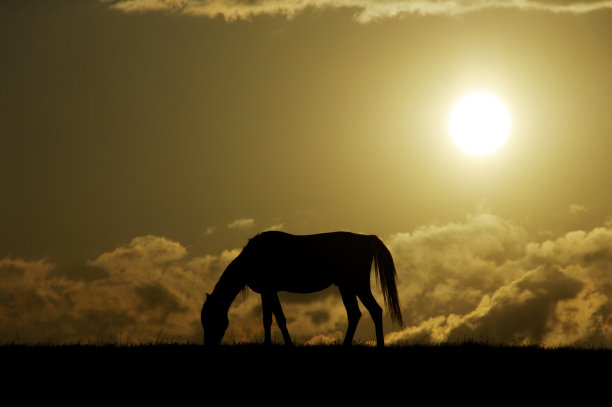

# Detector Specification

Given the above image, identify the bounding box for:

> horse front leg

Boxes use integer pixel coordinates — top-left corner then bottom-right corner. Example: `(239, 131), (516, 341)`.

(270, 292), (293, 346)
(262, 292), (293, 345)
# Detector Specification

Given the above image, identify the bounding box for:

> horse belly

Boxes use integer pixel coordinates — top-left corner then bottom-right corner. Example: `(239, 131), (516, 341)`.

(277, 278), (333, 294)
(247, 265), (336, 294)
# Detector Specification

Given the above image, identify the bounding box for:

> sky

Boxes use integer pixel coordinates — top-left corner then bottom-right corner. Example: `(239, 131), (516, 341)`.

(1, 0), (612, 346)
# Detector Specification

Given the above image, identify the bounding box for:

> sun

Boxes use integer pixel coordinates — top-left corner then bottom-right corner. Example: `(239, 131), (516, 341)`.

(449, 93), (511, 155)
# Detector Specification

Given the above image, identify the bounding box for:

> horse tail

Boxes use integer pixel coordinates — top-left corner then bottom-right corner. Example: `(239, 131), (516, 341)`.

(371, 236), (404, 328)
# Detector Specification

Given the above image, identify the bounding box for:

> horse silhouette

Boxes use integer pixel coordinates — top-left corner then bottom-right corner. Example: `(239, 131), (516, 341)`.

(201, 231), (403, 347)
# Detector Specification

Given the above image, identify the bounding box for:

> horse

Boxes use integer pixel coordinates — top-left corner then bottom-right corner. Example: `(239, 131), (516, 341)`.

(201, 231), (403, 347)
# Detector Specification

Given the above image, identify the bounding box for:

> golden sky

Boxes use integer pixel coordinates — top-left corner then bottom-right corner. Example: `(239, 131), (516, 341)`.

(1, 0), (612, 345)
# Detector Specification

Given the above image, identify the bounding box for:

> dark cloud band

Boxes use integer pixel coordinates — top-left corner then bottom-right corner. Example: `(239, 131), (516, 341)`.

(3, 213), (612, 346)
(103, 0), (612, 22)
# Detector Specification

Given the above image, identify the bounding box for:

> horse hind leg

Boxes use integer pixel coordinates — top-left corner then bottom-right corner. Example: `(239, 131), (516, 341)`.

(357, 289), (384, 347)
(339, 286), (361, 346)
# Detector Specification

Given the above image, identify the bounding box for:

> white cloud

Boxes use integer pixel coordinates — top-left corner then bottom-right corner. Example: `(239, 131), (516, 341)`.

(385, 213), (612, 347)
(104, 0), (612, 22)
(227, 217), (255, 229)
(91, 235), (187, 274)
(263, 223), (284, 232)
(569, 204), (589, 215)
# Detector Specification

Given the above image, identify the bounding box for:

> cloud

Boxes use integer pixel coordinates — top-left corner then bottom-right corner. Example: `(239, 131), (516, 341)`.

(104, 0), (612, 22)
(386, 213), (612, 347)
(387, 265), (588, 345)
(263, 223), (284, 232)
(304, 332), (343, 345)
(4, 213), (612, 346)
(134, 282), (189, 320)
(0, 238), (240, 344)
(227, 217), (254, 229)
(91, 235), (187, 273)
(569, 204), (589, 215)
(388, 213), (530, 325)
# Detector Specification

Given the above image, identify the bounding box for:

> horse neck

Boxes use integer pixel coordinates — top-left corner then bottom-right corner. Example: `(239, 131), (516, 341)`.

(211, 263), (246, 311)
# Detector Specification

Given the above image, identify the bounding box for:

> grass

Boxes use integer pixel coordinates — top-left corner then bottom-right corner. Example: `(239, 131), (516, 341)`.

(3, 341), (609, 400)
(3, 339), (611, 367)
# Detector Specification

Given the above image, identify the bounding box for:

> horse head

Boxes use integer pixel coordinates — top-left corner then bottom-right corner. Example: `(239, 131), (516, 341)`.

(201, 293), (229, 346)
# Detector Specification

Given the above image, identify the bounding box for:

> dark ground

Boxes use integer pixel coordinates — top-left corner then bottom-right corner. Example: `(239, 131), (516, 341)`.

(3, 343), (610, 402)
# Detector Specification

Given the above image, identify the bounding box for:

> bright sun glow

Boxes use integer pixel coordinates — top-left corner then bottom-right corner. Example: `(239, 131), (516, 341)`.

(449, 93), (511, 155)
